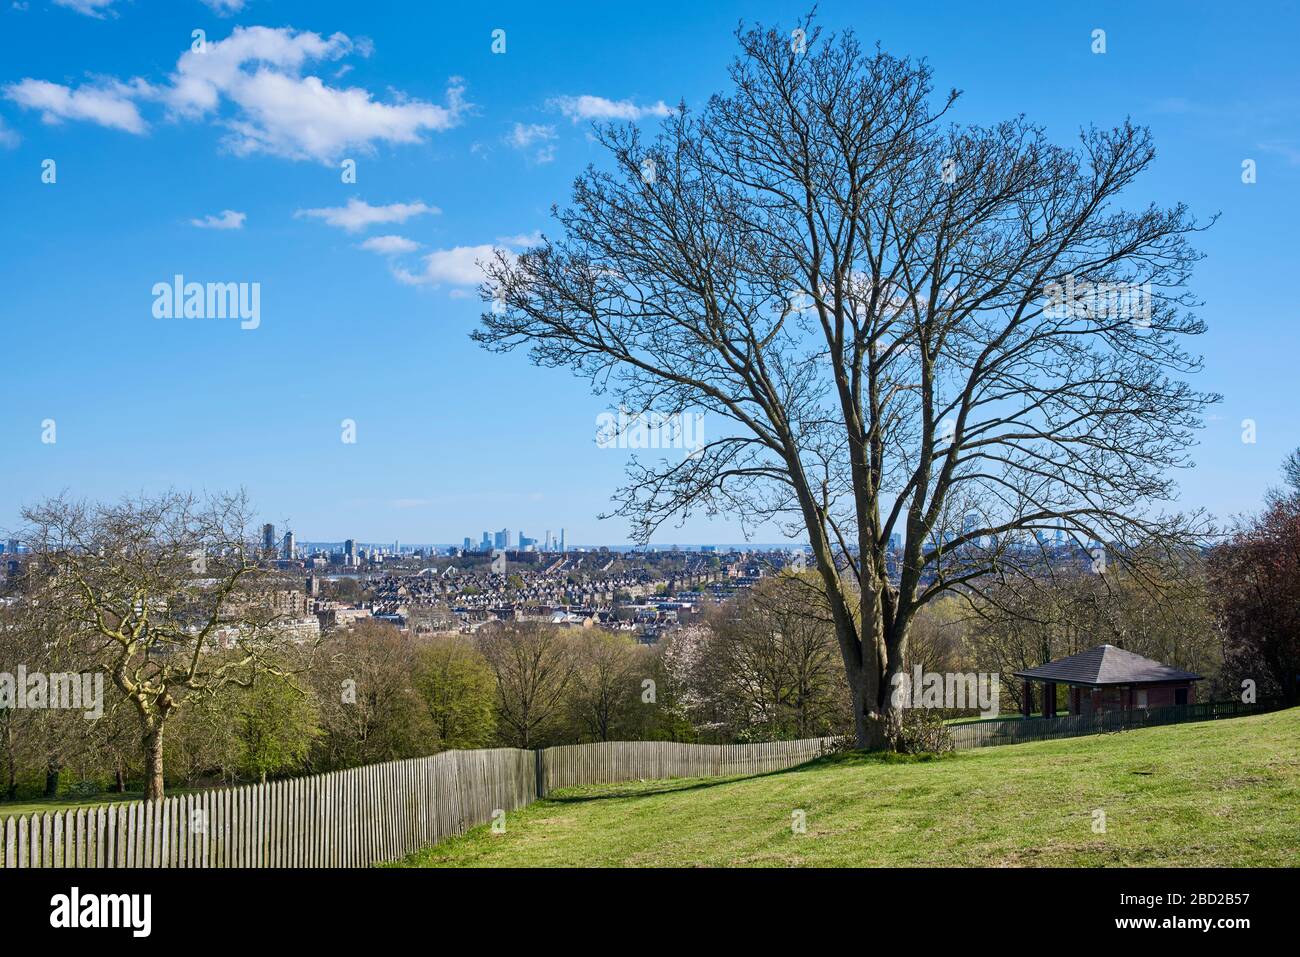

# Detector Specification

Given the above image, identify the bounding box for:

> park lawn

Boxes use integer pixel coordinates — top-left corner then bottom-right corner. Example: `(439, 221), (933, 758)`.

(0, 791), (147, 820)
(392, 707), (1300, 868)
(0, 787), (204, 820)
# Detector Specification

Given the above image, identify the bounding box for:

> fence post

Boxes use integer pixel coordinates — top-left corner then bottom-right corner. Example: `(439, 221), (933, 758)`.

(534, 749), (547, 799)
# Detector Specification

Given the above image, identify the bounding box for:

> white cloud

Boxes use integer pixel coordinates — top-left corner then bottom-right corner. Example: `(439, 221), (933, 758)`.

(295, 198), (439, 232)
(5, 26), (466, 163)
(191, 209), (246, 229)
(3, 77), (153, 134)
(1259, 141), (1300, 166)
(52, 0), (116, 17)
(200, 0), (246, 14)
(497, 230), (543, 248)
(506, 122), (557, 164)
(549, 94), (671, 123)
(393, 244), (508, 287)
(424, 246), (495, 284)
(389, 232), (537, 288)
(508, 122), (554, 149)
(359, 234), (418, 255)
(0, 116), (19, 148)
(165, 27), (466, 162)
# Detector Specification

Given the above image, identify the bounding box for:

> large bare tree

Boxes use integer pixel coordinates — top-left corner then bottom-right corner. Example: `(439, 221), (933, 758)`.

(475, 16), (1215, 747)
(21, 491), (296, 800)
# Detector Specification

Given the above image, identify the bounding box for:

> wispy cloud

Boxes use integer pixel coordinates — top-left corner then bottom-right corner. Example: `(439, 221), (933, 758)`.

(295, 198), (439, 232)
(1258, 141), (1300, 166)
(200, 0), (246, 14)
(507, 122), (556, 163)
(3, 77), (154, 134)
(191, 209), (246, 229)
(359, 234), (419, 255)
(52, 0), (117, 18)
(496, 230), (543, 248)
(549, 94), (671, 123)
(0, 116), (19, 148)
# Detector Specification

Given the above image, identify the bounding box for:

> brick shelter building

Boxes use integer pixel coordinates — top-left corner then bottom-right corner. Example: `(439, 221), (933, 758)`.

(1013, 644), (1203, 718)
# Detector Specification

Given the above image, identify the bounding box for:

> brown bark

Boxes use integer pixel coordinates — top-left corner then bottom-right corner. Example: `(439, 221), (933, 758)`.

(143, 723), (165, 802)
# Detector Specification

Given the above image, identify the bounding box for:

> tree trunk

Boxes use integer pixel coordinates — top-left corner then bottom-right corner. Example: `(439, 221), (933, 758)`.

(881, 654), (908, 747)
(115, 768), (126, 793)
(143, 724), (165, 802)
(847, 663), (888, 750)
(1, 724), (15, 800)
(44, 762), (61, 799)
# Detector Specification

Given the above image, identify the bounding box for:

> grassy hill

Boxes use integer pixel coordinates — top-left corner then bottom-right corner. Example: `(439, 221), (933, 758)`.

(394, 707), (1300, 867)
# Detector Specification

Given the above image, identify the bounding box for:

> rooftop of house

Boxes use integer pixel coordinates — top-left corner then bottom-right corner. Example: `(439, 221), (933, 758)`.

(1013, 644), (1203, 687)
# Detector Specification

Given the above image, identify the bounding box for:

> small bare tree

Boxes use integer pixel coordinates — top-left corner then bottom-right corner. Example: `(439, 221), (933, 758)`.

(476, 15), (1215, 747)
(567, 630), (643, 742)
(21, 490), (295, 800)
(477, 622), (575, 749)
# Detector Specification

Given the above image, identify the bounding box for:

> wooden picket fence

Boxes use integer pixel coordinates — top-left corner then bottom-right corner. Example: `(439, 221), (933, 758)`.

(947, 698), (1281, 750)
(539, 738), (836, 792)
(0, 747), (535, 869)
(0, 738), (833, 869)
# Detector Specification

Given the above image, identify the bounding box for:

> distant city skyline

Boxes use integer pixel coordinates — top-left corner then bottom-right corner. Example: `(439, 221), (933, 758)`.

(2, 1), (1298, 543)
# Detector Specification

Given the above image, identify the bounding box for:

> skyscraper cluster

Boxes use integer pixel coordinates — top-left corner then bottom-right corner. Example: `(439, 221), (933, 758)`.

(470, 527), (565, 552)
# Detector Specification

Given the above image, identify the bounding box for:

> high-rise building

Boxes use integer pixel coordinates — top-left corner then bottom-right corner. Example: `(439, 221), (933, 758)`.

(463, 537), (472, 552)
(559, 528), (565, 552)
(481, 532), (491, 550)
(3, 539), (17, 555)
(494, 529), (510, 550)
(262, 523), (276, 555)
(344, 539), (357, 566)
(282, 531), (295, 560)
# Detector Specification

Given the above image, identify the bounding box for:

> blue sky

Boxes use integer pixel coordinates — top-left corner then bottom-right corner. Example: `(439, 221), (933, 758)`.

(1, 0), (1297, 545)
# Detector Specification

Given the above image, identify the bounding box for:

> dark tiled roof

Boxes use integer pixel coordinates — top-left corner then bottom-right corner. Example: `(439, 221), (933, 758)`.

(1013, 645), (1203, 686)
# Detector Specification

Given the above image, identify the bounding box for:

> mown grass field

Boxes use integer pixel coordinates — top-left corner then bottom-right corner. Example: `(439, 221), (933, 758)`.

(0, 790), (156, 820)
(393, 707), (1300, 867)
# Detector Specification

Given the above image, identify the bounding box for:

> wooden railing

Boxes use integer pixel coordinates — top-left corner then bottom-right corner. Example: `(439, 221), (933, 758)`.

(947, 698), (1281, 750)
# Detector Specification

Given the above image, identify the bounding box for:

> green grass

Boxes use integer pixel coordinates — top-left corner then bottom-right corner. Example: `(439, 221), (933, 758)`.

(0, 790), (151, 820)
(392, 707), (1300, 867)
(0, 787), (208, 819)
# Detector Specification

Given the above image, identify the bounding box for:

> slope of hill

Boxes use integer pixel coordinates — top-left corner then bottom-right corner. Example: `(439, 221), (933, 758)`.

(394, 707), (1300, 867)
